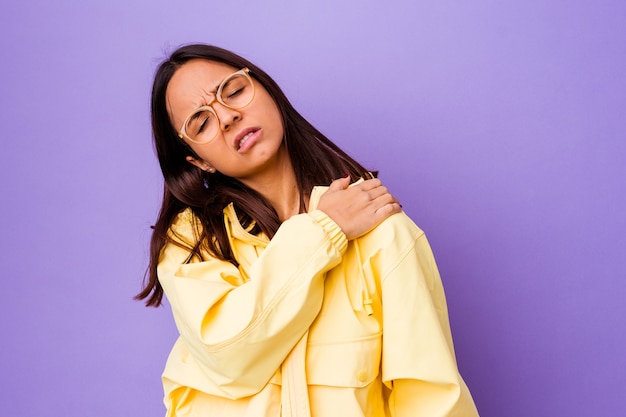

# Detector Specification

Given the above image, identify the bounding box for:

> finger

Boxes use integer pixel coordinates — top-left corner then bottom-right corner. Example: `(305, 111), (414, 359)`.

(367, 192), (400, 212)
(356, 178), (382, 191)
(360, 185), (389, 201)
(327, 175), (351, 192)
(374, 202), (403, 219)
(348, 185), (393, 206)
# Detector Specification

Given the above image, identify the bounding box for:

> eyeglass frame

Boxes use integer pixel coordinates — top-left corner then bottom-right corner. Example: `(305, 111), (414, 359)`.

(177, 67), (255, 144)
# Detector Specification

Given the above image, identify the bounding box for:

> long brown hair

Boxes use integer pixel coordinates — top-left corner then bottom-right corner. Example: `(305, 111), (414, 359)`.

(136, 44), (373, 306)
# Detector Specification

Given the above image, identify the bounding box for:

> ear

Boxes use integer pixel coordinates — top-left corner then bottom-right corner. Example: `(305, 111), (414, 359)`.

(185, 156), (215, 173)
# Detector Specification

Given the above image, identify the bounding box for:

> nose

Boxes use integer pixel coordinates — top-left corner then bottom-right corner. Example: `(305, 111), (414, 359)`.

(213, 102), (241, 131)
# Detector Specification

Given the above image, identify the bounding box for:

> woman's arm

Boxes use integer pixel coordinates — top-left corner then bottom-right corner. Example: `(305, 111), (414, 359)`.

(363, 214), (479, 416)
(159, 208), (346, 399)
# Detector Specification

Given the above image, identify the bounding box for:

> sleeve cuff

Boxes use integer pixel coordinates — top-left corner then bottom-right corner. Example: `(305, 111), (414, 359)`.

(308, 210), (348, 254)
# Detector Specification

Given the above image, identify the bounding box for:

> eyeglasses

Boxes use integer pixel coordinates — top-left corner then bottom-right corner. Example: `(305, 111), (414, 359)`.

(178, 68), (255, 144)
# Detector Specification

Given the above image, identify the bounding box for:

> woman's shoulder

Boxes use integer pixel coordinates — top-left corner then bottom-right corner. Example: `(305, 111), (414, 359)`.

(374, 211), (426, 241)
(170, 207), (199, 229)
(167, 207), (203, 247)
(351, 211), (431, 261)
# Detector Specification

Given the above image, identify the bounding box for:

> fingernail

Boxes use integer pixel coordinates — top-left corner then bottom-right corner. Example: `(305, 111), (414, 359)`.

(342, 173), (350, 178)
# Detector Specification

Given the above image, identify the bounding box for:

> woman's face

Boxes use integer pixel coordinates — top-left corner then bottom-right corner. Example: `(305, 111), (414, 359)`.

(166, 59), (285, 181)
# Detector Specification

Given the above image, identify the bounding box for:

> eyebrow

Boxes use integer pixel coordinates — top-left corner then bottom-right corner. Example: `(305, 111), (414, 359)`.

(208, 70), (239, 95)
(206, 75), (227, 97)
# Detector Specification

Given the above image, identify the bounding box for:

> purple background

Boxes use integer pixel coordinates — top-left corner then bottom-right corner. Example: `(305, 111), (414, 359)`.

(1, 1), (624, 416)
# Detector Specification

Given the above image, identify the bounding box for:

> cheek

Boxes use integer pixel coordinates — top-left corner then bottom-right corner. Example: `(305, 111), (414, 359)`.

(263, 102), (284, 135)
(192, 141), (226, 165)
(253, 92), (282, 125)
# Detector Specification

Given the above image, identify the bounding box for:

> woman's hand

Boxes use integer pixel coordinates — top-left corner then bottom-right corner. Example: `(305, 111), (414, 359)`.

(317, 176), (402, 240)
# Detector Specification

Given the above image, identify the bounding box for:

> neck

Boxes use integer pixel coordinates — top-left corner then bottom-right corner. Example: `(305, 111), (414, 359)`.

(239, 148), (302, 222)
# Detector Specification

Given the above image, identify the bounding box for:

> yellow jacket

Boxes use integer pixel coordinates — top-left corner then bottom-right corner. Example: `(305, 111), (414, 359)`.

(157, 185), (479, 417)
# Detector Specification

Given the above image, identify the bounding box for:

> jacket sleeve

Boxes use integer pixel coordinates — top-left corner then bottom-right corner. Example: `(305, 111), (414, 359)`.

(378, 216), (479, 417)
(158, 209), (347, 399)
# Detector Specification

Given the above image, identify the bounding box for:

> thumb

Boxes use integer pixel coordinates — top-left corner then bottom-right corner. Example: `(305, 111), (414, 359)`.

(328, 175), (351, 192)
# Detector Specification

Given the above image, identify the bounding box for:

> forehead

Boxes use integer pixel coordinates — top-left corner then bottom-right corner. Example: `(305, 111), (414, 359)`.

(166, 59), (238, 128)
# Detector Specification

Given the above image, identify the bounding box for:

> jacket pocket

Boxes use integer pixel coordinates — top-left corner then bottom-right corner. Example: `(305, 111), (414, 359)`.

(305, 334), (381, 387)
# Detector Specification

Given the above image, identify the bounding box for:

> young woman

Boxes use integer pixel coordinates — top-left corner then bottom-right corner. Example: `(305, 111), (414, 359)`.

(137, 44), (479, 417)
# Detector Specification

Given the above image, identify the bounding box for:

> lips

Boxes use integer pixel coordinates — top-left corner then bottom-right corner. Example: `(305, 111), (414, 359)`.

(234, 127), (260, 151)
(238, 131), (254, 148)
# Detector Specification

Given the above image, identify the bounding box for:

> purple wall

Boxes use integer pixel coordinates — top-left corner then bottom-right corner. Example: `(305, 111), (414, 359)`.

(1, 1), (624, 416)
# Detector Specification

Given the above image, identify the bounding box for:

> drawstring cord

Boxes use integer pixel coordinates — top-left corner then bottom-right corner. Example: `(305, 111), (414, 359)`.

(353, 240), (374, 316)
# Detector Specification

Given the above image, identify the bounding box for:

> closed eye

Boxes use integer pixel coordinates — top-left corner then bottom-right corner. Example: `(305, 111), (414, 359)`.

(188, 110), (213, 135)
(198, 116), (209, 133)
(226, 86), (245, 99)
